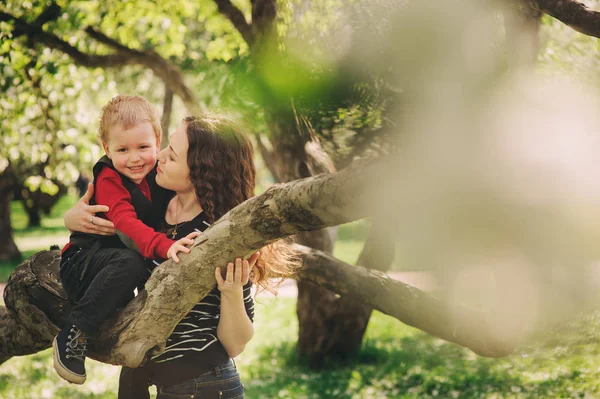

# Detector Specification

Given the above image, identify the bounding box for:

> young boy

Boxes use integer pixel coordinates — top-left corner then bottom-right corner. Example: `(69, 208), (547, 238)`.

(53, 95), (193, 385)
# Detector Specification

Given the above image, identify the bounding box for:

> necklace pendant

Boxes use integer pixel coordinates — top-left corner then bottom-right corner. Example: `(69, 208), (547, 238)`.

(171, 227), (177, 239)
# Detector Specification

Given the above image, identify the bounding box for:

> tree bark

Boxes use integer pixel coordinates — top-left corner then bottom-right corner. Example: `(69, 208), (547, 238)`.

(0, 166), (21, 262)
(20, 187), (42, 228)
(534, 0), (600, 38)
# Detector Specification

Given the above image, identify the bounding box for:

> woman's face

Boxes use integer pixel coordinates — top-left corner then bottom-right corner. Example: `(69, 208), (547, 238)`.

(156, 122), (191, 192)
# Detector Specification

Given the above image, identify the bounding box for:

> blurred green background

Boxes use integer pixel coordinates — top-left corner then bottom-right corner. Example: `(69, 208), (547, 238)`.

(3, 0), (600, 397)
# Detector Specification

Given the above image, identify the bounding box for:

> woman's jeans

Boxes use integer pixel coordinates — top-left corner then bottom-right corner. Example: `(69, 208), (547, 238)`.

(157, 360), (244, 399)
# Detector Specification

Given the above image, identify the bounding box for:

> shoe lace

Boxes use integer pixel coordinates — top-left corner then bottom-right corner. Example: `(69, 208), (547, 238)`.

(66, 327), (88, 361)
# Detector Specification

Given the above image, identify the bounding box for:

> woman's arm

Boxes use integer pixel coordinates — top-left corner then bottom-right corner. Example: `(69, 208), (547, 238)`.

(215, 255), (259, 358)
(64, 182), (117, 235)
(95, 168), (176, 259)
(69, 177), (195, 262)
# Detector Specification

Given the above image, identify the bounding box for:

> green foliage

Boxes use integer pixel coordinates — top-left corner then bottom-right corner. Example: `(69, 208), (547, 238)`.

(0, 0), (393, 188)
(0, 5), (103, 184)
(0, 0), (254, 184)
(1, 0), (595, 203)
(253, 0), (395, 164)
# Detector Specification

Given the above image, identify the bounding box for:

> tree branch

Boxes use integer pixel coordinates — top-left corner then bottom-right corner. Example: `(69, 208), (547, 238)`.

(84, 26), (143, 54)
(32, 1), (62, 27)
(534, 0), (600, 38)
(294, 244), (517, 358)
(1, 157), (389, 366)
(213, 0), (254, 45)
(0, 156), (520, 367)
(0, 12), (198, 110)
(110, 157), (385, 367)
(0, 12), (142, 67)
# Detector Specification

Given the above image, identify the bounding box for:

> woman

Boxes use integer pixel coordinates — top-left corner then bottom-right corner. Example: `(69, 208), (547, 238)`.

(65, 115), (296, 398)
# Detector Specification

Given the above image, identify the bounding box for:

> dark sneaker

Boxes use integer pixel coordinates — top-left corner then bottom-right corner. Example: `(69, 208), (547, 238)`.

(52, 325), (88, 384)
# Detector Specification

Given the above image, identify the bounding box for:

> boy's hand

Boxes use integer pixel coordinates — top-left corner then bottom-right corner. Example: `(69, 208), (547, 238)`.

(167, 231), (201, 263)
(64, 183), (116, 235)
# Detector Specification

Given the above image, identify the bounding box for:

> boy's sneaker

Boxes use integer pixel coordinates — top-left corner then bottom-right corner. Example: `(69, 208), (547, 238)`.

(52, 324), (88, 384)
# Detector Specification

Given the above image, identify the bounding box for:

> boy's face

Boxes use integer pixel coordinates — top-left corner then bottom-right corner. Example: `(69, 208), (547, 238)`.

(102, 122), (160, 184)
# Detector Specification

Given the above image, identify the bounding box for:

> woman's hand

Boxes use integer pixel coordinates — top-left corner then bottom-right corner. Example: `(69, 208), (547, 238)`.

(167, 231), (201, 263)
(215, 252), (259, 357)
(64, 183), (117, 235)
(215, 252), (260, 293)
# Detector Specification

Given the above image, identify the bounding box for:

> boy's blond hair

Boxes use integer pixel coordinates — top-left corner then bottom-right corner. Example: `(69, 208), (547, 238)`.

(99, 95), (162, 143)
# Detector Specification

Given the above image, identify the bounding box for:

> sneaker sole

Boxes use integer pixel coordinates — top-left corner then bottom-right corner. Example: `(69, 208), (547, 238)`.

(52, 336), (86, 385)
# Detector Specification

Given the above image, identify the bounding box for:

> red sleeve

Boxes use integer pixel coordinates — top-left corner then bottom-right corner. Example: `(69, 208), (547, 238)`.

(95, 167), (174, 259)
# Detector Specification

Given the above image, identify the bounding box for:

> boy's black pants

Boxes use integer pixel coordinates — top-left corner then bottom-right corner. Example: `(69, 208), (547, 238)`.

(60, 246), (149, 334)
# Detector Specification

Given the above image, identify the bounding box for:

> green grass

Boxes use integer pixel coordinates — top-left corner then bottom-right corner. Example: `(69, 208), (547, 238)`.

(2, 298), (600, 398)
(4, 196), (600, 398)
(2, 198), (600, 398)
(240, 302), (600, 398)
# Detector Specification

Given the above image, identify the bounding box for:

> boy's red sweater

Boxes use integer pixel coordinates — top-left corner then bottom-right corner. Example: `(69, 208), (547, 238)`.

(62, 167), (174, 259)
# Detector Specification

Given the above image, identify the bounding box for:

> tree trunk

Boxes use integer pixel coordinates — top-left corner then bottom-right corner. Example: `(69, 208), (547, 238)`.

(215, 0), (388, 364)
(262, 107), (388, 366)
(17, 179), (67, 228)
(301, 219), (397, 363)
(262, 110), (337, 365)
(0, 166), (21, 262)
(22, 200), (42, 228)
(160, 84), (174, 149)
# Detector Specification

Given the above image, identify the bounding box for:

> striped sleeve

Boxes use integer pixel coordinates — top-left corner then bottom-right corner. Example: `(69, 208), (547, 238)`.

(243, 282), (254, 322)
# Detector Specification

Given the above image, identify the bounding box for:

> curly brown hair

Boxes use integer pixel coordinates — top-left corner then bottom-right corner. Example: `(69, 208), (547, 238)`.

(184, 115), (298, 293)
(184, 115), (255, 223)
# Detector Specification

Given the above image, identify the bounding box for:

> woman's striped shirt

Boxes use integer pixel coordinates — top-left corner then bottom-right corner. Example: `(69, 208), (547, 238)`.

(146, 211), (255, 386)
